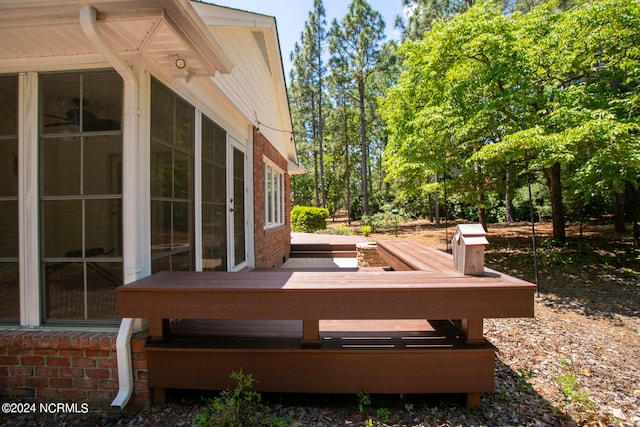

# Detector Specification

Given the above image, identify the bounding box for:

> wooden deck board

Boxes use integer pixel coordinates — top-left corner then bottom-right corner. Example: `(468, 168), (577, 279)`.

(377, 240), (454, 272)
(119, 270), (535, 320)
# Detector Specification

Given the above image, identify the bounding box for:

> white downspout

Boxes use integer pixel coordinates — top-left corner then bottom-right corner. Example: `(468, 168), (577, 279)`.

(79, 5), (140, 410)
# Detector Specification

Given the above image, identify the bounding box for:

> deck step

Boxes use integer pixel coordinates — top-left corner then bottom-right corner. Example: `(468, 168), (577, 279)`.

(290, 243), (357, 258)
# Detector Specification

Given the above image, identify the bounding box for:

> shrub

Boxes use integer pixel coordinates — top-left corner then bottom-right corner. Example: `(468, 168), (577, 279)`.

(361, 225), (372, 237)
(291, 206), (329, 232)
(192, 370), (289, 427)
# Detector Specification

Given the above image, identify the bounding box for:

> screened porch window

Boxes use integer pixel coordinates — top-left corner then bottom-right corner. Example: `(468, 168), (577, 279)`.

(150, 78), (195, 272)
(40, 70), (123, 323)
(201, 116), (227, 271)
(0, 74), (19, 323)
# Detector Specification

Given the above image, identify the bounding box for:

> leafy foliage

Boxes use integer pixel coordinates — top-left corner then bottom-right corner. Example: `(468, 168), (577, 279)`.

(381, 0), (640, 240)
(290, 205), (330, 232)
(192, 370), (289, 427)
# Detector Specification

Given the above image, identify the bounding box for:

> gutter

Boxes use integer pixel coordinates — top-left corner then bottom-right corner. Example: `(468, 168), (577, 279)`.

(79, 5), (139, 410)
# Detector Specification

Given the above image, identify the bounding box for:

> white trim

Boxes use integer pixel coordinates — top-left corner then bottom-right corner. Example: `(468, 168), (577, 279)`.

(194, 109), (203, 272)
(18, 72), (40, 327)
(138, 69), (152, 278)
(245, 125), (255, 268)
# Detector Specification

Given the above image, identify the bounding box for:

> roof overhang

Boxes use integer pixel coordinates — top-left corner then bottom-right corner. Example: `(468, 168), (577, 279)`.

(0, 0), (233, 77)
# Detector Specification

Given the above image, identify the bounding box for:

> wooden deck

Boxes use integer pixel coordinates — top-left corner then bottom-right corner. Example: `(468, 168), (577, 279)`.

(118, 239), (536, 406)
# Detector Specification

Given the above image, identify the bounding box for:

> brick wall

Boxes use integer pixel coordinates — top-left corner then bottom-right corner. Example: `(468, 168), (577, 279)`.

(0, 330), (149, 412)
(253, 128), (291, 268)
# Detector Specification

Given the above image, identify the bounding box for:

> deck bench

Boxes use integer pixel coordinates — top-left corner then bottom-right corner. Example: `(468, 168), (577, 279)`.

(118, 258), (535, 407)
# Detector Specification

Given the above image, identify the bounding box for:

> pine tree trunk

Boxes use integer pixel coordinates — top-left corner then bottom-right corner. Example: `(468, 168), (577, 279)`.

(434, 172), (440, 226)
(359, 79), (369, 216)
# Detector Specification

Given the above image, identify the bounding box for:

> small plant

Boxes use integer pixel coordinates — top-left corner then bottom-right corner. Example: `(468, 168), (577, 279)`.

(361, 225), (372, 237)
(356, 391), (371, 413)
(376, 407), (391, 423)
(192, 370), (289, 427)
(556, 372), (596, 412)
(516, 366), (535, 392)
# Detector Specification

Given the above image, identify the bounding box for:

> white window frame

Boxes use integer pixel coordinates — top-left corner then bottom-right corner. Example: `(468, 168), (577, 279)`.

(263, 157), (284, 229)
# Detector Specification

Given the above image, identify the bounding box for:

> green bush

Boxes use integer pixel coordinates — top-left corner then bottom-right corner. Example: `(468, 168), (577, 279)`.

(291, 206), (329, 232)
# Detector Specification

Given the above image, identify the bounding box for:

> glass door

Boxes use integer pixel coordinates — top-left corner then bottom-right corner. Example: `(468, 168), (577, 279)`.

(228, 139), (247, 270)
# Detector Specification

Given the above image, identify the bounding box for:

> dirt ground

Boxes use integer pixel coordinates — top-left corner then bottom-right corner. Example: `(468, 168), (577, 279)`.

(4, 220), (639, 426)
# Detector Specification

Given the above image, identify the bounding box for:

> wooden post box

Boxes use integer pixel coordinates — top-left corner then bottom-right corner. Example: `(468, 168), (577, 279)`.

(452, 224), (489, 275)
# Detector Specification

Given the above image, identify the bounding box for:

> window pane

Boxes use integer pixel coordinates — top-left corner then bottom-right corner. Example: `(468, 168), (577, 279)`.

(213, 164), (225, 203)
(84, 134), (122, 195)
(173, 201), (191, 250)
(266, 167), (273, 224)
(0, 263), (19, 320)
(202, 204), (214, 244)
(150, 80), (174, 145)
(175, 98), (194, 151)
(213, 203), (226, 241)
(0, 75), (18, 135)
(81, 71), (122, 132)
(85, 199), (122, 257)
(202, 118), (215, 162)
(202, 244), (225, 271)
(44, 262), (85, 319)
(214, 125), (226, 164)
(171, 251), (192, 271)
(174, 150), (192, 200)
(151, 256), (171, 273)
(86, 262), (122, 319)
(41, 137), (81, 196)
(150, 79), (194, 273)
(42, 200), (82, 258)
(202, 162), (214, 203)
(150, 141), (173, 198)
(41, 74), (81, 134)
(0, 201), (18, 258)
(151, 200), (172, 254)
(0, 139), (18, 197)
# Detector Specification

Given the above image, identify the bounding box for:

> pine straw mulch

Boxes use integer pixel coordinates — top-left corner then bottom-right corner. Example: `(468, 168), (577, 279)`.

(5, 221), (639, 426)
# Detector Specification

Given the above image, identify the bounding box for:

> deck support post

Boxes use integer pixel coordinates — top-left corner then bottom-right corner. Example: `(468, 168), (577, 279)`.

(301, 319), (321, 348)
(466, 392), (481, 408)
(152, 387), (166, 404)
(148, 318), (171, 342)
(461, 319), (485, 345)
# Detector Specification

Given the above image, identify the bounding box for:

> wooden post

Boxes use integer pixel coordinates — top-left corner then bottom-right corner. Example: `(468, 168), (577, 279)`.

(466, 392), (481, 408)
(148, 318), (171, 342)
(302, 319), (321, 348)
(461, 318), (485, 345)
(152, 387), (166, 404)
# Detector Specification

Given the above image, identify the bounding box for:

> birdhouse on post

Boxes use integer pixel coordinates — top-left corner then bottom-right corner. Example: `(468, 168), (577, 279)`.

(452, 224), (489, 276)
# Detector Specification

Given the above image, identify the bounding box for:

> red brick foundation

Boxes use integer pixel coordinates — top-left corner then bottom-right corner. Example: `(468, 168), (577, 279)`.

(0, 330), (149, 412)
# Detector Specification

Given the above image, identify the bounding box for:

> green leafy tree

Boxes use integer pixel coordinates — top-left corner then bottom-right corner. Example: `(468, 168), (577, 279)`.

(382, 0), (640, 241)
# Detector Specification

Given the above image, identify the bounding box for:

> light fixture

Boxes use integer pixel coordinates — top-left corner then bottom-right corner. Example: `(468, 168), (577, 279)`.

(172, 55), (188, 72)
